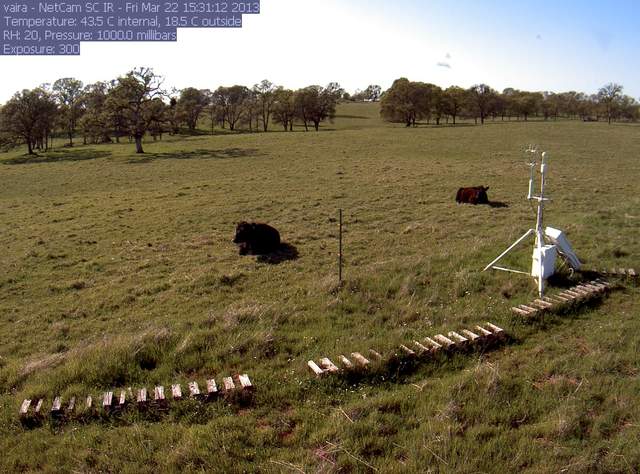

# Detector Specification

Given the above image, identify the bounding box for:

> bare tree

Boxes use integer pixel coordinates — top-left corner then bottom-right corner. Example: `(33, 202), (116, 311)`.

(598, 83), (623, 124)
(111, 67), (167, 153)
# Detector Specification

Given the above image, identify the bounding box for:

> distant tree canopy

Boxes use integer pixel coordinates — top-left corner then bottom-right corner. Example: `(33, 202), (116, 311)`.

(253, 80), (277, 132)
(272, 88), (296, 132)
(1, 87), (58, 154)
(380, 78), (639, 126)
(381, 78), (441, 127)
(0, 67), (638, 156)
(442, 86), (467, 125)
(351, 84), (383, 102)
(52, 77), (84, 146)
(176, 87), (209, 132)
(467, 84), (497, 125)
(294, 83), (342, 131)
(213, 85), (251, 131)
(78, 81), (110, 144)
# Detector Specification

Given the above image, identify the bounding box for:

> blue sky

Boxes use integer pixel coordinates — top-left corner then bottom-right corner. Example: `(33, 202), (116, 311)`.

(353, 0), (640, 96)
(0, 0), (638, 101)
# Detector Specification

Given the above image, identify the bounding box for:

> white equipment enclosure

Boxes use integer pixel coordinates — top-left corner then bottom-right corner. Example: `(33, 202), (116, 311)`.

(483, 146), (581, 297)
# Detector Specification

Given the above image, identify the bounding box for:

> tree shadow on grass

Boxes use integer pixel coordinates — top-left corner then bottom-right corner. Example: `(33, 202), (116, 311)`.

(3, 149), (111, 165)
(410, 122), (477, 128)
(334, 114), (372, 120)
(256, 243), (299, 265)
(127, 148), (264, 164)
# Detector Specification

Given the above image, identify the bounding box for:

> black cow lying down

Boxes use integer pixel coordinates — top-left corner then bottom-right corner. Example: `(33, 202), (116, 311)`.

(456, 186), (490, 205)
(233, 222), (281, 255)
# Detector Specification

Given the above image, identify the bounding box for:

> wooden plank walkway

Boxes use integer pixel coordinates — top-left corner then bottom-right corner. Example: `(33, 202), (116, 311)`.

(511, 279), (612, 318)
(19, 374), (255, 421)
(307, 322), (506, 377)
(598, 268), (637, 278)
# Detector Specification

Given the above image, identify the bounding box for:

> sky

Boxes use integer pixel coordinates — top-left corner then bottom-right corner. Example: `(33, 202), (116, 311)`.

(0, 0), (639, 102)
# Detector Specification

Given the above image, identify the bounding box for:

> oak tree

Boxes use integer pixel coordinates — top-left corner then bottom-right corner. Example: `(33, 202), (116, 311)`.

(52, 77), (84, 146)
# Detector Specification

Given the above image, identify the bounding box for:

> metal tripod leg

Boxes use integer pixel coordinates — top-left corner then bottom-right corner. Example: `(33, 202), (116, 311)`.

(483, 229), (535, 272)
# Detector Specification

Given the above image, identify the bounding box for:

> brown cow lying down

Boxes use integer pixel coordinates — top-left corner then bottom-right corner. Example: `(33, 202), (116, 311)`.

(233, 222), (281, 255)
(456, 186), (490, 205)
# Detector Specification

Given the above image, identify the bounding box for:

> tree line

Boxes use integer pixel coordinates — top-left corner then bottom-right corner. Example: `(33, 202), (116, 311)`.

(0, 67), (637, 155)
(0, 67), (345, 154)
(380, 78), (638, 126)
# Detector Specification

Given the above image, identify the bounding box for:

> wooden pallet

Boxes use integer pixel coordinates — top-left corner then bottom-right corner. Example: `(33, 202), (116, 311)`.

(307, 322), (505, 377)
(511, 279), (610, 317)
(19, 374), (254, 420)
(598, 268), (637, 278)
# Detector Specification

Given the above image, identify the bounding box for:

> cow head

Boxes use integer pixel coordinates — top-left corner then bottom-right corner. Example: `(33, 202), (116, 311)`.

(233, 221), (253, 243)
(476, 186), (490, 204)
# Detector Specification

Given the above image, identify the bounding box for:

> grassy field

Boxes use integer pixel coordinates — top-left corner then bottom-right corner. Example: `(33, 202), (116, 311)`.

(1, 103), (639, 472)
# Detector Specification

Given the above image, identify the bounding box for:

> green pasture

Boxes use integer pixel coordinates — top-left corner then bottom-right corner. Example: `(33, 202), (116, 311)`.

(0, 103), (639, 472)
